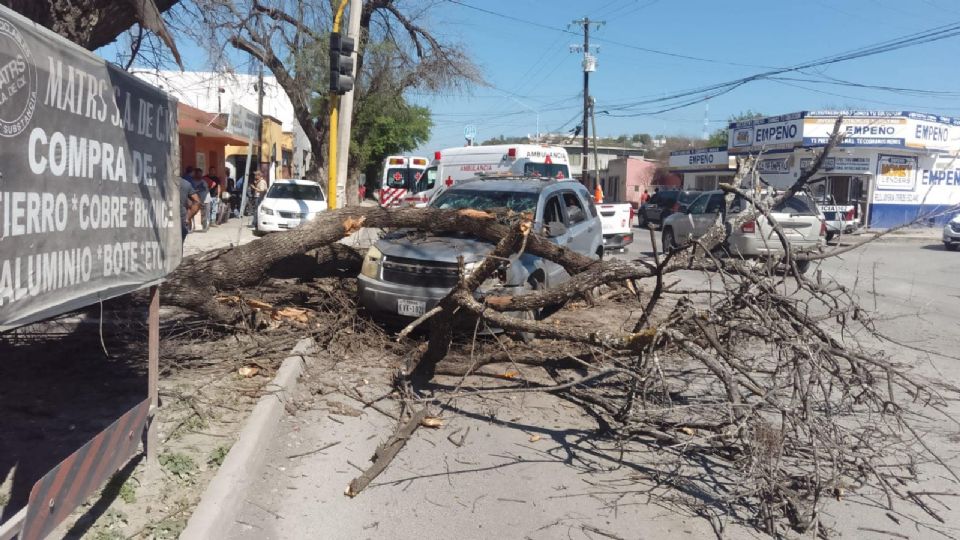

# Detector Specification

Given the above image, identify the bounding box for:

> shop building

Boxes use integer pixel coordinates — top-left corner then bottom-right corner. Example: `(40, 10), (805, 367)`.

(177, 102), (250, 179)
(668, 147), (737, 191)
(727, 110), (960, 228)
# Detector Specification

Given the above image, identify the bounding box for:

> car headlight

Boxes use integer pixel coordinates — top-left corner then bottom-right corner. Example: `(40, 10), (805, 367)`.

(260, 206), (274, 215)
(361, 245), (382, 278)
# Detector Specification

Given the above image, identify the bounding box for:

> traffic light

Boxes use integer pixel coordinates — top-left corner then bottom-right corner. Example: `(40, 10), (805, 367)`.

(329, 32), (355, 95)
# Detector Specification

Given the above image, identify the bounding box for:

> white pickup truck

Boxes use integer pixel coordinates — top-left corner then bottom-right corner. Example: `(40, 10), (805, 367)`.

(597, 203), (634, 251)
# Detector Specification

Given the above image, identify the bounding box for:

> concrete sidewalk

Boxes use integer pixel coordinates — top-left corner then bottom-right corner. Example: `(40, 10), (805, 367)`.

(183, 218), (256, 256)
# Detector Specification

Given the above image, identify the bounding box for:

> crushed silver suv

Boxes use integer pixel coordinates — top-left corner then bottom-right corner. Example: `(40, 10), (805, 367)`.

(358, 178), (603, 321)
(944, 214), (960, 251)
(661, 190), (825, 273)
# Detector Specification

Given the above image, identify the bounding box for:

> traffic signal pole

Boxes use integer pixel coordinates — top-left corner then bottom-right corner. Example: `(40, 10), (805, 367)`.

(328, 0), (350, 209)
(336, 0), (362, 207)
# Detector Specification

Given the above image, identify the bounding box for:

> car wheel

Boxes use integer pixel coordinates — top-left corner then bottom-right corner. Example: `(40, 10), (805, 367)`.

(825, 232), (836, 243)
(946, 243), (959, 251)
(662, 228), (677, 253)
(638, 214), (648, 228)
(792, 259), (811, 275)
(253, 229), (266, 237)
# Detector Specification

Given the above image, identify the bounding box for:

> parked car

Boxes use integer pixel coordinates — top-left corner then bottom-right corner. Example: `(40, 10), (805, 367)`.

(661, 190), (825, 273)
(944, 214), (960, 251)
(358, 178), (603, 323)
(596, 202), (634, 251)
(255, 179), (328, 235)
(816, 195), (860, 242)
(638, 190), (700, 228)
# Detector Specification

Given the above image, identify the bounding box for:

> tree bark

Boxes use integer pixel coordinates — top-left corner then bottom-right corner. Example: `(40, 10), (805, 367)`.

(2, 0), (179, 51)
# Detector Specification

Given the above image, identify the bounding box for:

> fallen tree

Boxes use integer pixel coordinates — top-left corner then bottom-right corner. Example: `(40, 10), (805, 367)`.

(161, 120), (959, 536)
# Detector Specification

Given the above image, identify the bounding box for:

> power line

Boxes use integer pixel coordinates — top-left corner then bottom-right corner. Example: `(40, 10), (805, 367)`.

(598, 19), (960, 117)
(442, 0), (774, 68)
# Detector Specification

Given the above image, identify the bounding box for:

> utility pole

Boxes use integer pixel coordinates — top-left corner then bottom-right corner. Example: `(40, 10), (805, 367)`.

(570, 17), (603, 186)
(257, 62), (264, 181)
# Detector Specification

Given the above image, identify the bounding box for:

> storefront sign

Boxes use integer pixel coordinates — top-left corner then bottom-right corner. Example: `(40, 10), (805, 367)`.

(756, 156), (792, 175)
(226, 102), (259, 140)
(0, 6), (180, 330)
(799, 156), (871, 174)
(668, 147), (728, 169)
(875, 154), (917, 191)
(729, 114), (804, 152)
(803, 112), (959, 151)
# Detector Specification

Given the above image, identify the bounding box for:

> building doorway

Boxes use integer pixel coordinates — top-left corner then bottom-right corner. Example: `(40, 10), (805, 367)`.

(810, 175), (869, 225)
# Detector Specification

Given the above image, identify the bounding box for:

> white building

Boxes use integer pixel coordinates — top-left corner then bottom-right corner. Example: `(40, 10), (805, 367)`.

(723, 110), (960, 228)
(132, 70), (312, 178)
(668, 147), (737, 191)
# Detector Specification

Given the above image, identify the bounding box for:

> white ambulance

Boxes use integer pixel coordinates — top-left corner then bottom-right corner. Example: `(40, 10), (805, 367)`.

(378, 155), (429, 207)
(399, 144), (572, 207)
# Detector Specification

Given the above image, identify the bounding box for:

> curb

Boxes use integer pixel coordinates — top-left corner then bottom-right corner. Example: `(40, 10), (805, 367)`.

(179, 338), (315, 540)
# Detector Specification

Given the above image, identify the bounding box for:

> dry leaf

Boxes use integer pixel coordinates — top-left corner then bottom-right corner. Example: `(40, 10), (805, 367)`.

(502, 370), (519, 379)
(529, 434), (542, 443)
(246, 298), (273, 311)
(679, 426), (695, 436)
(238, 365), (260, 378)
(420, 416), (444, 428)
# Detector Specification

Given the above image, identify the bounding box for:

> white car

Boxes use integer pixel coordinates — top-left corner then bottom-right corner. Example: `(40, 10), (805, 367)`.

(944, 214), (960, 251)
(255, 179), (327, 235)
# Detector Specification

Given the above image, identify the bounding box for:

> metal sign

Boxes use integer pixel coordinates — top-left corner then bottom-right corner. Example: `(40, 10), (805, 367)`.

(463, 124), (477, 140)
(225, 103), (259, 140)
(19, 399), (151, 540)
(0, 5), (180, 331)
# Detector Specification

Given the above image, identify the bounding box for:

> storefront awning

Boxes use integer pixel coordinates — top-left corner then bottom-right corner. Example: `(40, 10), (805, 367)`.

(177, 103), (251, 146)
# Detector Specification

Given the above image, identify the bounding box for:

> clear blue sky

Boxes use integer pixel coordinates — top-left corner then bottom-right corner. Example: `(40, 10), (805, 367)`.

(101, 0), (960, 154)
(410, 0), (960, 152)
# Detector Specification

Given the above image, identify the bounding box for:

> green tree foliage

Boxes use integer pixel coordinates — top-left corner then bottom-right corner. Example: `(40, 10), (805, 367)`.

(352, 94), (432, 187)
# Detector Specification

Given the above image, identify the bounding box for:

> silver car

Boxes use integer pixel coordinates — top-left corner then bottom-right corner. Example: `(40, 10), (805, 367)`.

(358, 178), (604, 321)
(661, 190), (825, 273)
(944, 215), (960, 251)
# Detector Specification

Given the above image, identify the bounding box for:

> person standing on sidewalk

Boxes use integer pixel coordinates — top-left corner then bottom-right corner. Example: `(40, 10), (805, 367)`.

(180, 175), (201, 248)
(251, 172), (268, 226)
(205, 168), (221, 227)
(192, 167), (211, 231)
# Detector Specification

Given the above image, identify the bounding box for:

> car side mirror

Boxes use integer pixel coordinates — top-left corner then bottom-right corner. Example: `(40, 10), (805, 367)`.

(546, 221), (568, 237)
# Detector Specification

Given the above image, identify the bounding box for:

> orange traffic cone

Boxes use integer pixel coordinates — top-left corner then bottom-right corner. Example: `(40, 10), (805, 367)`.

(594, 183), (604, 203)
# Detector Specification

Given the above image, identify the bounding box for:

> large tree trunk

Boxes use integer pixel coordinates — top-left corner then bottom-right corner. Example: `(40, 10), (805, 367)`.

(2, 0), (179, 51)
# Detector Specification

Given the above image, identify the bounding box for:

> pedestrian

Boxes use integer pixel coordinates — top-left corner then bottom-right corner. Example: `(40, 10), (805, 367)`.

(654, 187), (660, 194)
(251, 171), (268, 226)
(233, 175), (245, 218)
(180, 173), (201, 249)
(204, 167), (221, 227)
(191, 167), (211, 232)
(358, 183), (367, 201)
(641, 188), (650, 204)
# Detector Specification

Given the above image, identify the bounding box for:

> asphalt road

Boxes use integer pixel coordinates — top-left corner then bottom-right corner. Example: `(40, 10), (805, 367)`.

(226, 227), (960, 540)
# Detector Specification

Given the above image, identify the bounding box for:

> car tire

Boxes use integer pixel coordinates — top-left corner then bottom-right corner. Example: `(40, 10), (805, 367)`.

(253, 228), (266, 237)
(638, 214), (648, 228)
(826, 232), (836, 243)
(662, 228), (677, 253)
(793, 259), (811, 275)
(946, 243), (958, 251)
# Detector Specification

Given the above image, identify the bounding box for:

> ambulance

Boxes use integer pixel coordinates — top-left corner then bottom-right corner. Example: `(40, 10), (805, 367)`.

(398, 144), (572, 207)
(378, 155), (429, 207)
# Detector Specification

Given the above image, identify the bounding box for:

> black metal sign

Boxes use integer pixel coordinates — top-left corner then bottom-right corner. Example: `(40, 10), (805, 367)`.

(0, 6), (180, 331)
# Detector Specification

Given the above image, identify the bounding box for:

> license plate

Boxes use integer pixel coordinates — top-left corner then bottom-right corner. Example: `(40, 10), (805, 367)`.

(397, 299), (426, 317)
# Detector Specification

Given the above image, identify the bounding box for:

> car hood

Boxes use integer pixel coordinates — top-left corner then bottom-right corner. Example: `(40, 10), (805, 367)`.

(261, 197), (327, 212)
(376, 232), (492, 264)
